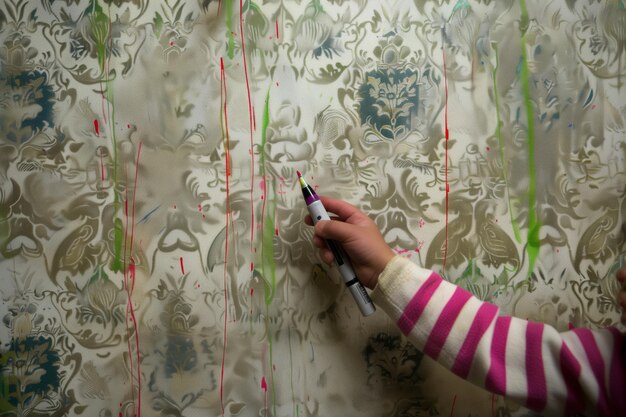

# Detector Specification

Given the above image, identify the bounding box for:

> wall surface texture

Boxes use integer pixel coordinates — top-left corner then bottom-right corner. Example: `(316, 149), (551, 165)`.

(1, 0), (625, 416)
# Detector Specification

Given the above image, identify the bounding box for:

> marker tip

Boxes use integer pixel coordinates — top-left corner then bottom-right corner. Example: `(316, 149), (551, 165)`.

(296, 170), (302, 178)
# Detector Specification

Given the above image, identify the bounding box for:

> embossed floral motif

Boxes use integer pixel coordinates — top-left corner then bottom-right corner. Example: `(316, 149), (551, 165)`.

(0, 336), (61, 412)
(358, 69), (419, 141)
(358, 36), (420, 142)
(0, 70), (55, 146)
(363, 333), (422, 385)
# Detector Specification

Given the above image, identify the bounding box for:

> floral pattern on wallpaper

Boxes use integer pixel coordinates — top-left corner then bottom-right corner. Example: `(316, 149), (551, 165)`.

(0, 0), (625, 416)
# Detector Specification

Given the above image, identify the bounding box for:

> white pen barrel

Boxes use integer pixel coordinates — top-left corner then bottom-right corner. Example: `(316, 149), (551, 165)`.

(347, 281), (376, 316)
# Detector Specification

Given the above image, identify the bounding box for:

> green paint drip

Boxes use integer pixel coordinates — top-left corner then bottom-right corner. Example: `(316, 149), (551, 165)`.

(112, 218), (124, 272)
(87, 1), (109, 72)
(519, 0), (540, 276)
(260, 88), (278, 417)
(107, 75), (122, 271)
(492, 44), (522, 244)
(260, 88), (276, 306)
(90, 0), (122, 272)
(225, 0), (235, 59)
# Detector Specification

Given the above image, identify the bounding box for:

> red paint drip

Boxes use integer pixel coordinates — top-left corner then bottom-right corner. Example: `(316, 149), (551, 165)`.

(180, 257), (185, 275)
(219, 56), (231, 417)
(238, 0), (256, 259)
(442, 45), (450, 270)
(261, 376), (268, 391)
(94, 119), (100, 136)
(123, 142), (143, 417)
(275, 20), (279, 39)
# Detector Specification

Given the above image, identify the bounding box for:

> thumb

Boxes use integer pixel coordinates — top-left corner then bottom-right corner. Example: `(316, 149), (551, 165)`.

(315, 220), (355, 244)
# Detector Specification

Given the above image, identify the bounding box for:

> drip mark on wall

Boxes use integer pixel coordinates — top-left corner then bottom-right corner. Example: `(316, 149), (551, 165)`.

(122, 141), (143, 417)
(519, 0), (541, 277)
(219, 56), (232, 416)
(238, 0), (256, 261)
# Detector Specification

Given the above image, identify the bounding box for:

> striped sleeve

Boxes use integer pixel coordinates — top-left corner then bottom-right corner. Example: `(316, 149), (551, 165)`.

(370, 256), (626, 416)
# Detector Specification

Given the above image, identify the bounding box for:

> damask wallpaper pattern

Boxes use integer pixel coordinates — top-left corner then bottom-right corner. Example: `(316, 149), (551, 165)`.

(0, 0), (624, 416)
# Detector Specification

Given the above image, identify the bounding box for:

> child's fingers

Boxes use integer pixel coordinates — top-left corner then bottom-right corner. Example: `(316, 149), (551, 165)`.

(305, 214), (342, 226)
(320, 248), (334, 264)
(312, 236), (325, 249)
(318, 196), (363, 221)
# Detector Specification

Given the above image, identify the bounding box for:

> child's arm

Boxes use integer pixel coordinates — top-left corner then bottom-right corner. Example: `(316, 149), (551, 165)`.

(309, 197), (625, 416)
(372, 256), (624, 416)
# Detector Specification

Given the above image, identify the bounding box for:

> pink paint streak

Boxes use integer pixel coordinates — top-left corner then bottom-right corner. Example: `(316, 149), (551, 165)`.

(180, 257), (185, 275)
(261, 376), (268, 415)
(94, 119), (100, 136)
(275, 21), (279, 39)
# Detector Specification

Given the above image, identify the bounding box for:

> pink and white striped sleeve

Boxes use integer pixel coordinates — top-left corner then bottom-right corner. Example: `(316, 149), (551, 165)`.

(370, 256), (626, 417)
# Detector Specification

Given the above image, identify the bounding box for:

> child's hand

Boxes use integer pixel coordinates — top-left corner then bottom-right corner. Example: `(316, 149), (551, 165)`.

(618, 267), (626, 325)
(305, 196), (395, 290)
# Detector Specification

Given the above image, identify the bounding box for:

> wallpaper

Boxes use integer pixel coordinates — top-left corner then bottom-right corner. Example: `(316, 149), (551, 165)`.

(1, 0), (625, 416)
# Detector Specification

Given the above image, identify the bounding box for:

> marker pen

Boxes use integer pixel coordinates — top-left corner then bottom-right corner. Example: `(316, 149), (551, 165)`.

(297, 171), (376, 316)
